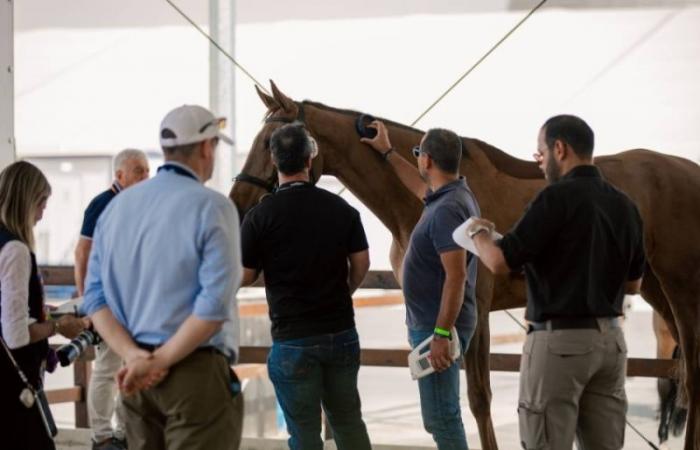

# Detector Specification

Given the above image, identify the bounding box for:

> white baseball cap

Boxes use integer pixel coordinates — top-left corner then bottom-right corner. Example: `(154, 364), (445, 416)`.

(159, 105), (234, 148)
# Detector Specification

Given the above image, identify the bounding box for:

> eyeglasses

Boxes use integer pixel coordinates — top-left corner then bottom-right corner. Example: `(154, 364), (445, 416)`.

(412, 146), (426, 158)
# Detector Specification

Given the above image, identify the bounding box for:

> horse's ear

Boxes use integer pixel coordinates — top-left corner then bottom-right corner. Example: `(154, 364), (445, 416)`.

(270, 80), (296, 114)
(255, 84), (278, 111)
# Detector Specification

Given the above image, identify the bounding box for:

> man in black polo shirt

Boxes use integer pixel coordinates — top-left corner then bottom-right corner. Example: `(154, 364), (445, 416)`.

(240, 124), (371, 450)
(466, 115), (645, 450)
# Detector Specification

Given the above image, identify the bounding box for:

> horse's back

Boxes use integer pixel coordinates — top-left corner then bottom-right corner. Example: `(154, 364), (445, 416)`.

(598, 149), (700, 270)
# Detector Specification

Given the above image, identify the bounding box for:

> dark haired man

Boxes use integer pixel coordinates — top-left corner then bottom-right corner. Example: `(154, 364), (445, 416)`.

(240, 124), (372, 450)
(466, 115), (645, 449)
(362, 121), (480, 450)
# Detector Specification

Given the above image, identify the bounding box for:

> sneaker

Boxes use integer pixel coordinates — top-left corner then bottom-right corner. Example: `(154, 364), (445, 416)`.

(92, 437), (128, 450)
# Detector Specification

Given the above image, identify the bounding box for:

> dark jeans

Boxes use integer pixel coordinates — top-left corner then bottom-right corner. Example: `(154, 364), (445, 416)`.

(268, 327), (371, 450)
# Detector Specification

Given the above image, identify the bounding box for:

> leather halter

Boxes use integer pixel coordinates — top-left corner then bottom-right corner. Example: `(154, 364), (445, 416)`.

(233, 103), (315, 194)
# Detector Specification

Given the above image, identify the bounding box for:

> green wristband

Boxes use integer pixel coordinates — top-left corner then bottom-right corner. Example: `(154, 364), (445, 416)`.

(434, 327), (451, 338)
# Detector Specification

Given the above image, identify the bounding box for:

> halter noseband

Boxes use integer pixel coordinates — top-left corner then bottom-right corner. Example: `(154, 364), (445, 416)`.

(234, 103), (315, 195)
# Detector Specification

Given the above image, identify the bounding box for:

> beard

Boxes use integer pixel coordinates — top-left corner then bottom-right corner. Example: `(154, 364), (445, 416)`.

(545, 152), (561, 183)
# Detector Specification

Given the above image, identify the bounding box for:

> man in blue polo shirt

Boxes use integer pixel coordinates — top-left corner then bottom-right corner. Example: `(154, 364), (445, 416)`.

(361, 121), (479, 450)
(83, 105), (242, 450)
(74, 148), (149, 450)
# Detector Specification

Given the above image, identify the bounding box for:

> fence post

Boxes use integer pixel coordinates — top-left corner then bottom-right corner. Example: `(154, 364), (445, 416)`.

(73, 353), (92, 428)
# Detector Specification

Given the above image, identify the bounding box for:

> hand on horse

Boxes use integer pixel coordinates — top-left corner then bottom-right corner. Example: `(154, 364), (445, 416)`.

(360, 120), (393, 153)
(429, 337), (453, 372)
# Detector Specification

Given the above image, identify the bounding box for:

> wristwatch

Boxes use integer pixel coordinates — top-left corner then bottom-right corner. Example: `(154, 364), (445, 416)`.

(468, 226), (489, 239)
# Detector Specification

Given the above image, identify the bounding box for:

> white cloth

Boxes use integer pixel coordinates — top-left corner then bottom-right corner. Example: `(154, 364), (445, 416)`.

(0, 241), (32, 349)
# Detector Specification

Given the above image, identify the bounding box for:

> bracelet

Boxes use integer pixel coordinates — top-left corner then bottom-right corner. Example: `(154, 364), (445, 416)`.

(381, 148), (394, 161)
(434, 327), (451, 338)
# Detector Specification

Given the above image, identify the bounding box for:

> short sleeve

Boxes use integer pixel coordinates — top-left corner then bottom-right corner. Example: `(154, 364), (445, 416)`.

(347, 210), (369, 254)
(499, 188), (564, 269)
(80, 193), (112, 239)
(240, 212), (261, 270)
(431, 204), (469, 254)
(627, 208), (646, 280)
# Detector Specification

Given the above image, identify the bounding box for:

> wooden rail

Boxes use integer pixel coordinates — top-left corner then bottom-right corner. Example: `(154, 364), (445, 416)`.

(39, 265), (678, 429)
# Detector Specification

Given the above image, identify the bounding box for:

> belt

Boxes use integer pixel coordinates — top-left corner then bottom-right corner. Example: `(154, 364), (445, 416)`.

(527, 317), (620, 333)
(135, 342), (219, 354)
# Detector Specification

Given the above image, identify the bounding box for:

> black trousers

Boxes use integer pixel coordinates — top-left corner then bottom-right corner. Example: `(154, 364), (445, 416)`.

(0, 346), (55, 450)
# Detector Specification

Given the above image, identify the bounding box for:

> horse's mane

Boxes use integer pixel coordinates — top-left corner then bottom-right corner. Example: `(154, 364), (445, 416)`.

(302, 100), (542, 180)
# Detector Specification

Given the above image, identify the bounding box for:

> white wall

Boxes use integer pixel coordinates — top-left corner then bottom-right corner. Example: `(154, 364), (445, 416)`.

(12, 3), (700, 266)
(0, 0), (15, 169)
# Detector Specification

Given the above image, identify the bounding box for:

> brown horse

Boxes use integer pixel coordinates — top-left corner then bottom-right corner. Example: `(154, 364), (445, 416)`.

(230, 82), (700, 450)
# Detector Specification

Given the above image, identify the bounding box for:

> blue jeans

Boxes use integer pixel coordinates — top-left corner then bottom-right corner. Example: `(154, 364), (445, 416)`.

(408, 328), (474, 450)
(268, 327), (371, 450)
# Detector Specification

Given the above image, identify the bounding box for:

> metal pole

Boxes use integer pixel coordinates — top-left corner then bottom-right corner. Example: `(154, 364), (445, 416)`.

(0, 0), (16, 169)
(209, 0), (236, 194)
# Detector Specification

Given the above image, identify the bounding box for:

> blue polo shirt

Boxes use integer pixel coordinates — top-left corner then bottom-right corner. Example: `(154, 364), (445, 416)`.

(402, 178), (480, 332)
(79, 182), (122, 239)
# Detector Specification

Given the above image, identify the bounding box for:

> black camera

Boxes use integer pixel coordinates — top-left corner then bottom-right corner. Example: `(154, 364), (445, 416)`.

(56, 329), (102, 367)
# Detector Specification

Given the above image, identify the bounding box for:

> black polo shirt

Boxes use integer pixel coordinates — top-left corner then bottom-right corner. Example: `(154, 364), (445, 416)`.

(240, 182), (369, 341)
(498, 165), (645, 322)
(80, 182), (122, 239)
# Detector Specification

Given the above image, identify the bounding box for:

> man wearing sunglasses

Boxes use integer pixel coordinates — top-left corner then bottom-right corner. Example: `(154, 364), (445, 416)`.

(83, 105), (243, 450)
(361, 121), (480, 450)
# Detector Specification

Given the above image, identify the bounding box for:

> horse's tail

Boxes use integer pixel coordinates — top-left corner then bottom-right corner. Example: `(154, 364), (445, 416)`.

(657, 345), (688, 443)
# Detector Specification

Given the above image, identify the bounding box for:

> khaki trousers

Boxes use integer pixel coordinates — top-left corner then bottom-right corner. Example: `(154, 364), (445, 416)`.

(122, 349), (243, 450)
(88, 343), (125, 442)
(518, 322), (627, 450)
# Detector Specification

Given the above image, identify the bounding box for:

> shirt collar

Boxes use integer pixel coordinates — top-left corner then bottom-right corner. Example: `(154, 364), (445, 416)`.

(276, 181), (312, 192)
(561, 165), (601, 181)
(111, 181), (123, 194)
(158, 161), (201, 182)
(425, 177), (467, 204)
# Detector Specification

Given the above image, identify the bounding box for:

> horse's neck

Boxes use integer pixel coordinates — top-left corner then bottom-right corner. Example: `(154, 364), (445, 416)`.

(304, 103), (544, 241)
(306, 106), (421, 247)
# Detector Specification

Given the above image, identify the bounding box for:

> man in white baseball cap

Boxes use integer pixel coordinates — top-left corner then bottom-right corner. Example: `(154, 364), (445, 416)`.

(83, 104), (242, 450)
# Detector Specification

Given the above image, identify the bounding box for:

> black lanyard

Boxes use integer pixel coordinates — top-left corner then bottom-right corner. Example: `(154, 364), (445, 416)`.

(157, 164), (198, 181)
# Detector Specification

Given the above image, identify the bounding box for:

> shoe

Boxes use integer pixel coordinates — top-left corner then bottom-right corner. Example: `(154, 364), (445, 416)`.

(92, 437), (128, 450)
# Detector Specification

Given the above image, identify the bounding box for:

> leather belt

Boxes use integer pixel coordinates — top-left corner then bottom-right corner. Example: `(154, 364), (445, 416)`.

(527, 317), (620, 333)
(135, 342), (218, 354)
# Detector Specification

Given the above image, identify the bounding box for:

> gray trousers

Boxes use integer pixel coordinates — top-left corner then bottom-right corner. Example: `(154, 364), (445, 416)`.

(518, 321), (627, 450)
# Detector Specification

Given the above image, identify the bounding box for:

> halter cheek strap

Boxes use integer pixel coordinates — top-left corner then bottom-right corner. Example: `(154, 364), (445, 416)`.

(233, 102), (318, 196)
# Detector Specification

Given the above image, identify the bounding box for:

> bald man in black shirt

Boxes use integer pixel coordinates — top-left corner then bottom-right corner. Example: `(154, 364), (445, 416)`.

(465, 115), (645, 450)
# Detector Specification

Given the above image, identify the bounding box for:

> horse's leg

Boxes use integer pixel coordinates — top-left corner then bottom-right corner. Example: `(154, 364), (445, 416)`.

(657, 279), (700, 450)
(643, 270), (681, 444)
(465, 272), (498, 450)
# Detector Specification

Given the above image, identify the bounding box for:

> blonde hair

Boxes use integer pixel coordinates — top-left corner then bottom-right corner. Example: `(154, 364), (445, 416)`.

(0, 161), (52, 250)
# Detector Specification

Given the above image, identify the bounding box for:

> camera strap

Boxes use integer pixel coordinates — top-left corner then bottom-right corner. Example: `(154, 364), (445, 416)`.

(0, 336), (58, 438)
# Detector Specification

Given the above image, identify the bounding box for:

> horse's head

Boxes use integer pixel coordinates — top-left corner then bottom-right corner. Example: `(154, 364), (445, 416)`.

(229, 81), (323, 218)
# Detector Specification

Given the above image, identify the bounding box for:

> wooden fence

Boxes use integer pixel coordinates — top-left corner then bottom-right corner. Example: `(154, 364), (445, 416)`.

(39, 265), (677, 428)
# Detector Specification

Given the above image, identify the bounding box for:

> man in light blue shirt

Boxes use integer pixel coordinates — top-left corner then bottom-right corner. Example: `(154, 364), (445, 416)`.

(83, 104), (242, 450)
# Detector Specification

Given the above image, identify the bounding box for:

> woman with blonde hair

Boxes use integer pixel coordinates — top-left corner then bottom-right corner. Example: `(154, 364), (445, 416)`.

(0, 161), (86, 449)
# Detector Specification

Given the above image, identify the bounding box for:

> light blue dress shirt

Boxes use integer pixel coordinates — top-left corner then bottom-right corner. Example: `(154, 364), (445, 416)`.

(83, 162), (241, 359)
